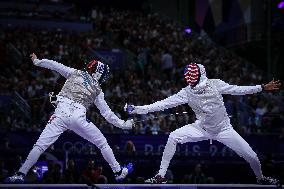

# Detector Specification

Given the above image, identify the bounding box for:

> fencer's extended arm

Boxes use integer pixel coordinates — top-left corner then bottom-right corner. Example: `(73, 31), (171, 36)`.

(133, 88), (188, 114)
(94, 92), (128, 129)
(33, 59), (76, 79)
(214, 79), (262, 95)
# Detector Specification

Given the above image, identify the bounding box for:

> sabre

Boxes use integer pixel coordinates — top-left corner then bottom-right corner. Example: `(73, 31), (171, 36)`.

(133, 111), (189, 124)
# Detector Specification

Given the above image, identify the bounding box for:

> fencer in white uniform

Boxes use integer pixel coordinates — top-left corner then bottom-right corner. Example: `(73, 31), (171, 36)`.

(126, 63), (281, 185)
(6, 53), (134, 183)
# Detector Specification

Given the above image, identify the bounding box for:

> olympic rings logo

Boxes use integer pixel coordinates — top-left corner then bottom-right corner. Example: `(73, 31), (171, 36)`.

(62, 141), (98, 154)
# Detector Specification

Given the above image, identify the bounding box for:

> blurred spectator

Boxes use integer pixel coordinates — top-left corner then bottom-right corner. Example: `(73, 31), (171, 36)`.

(161, 49), (173, 78)
(97, 175), (108, 184)
(93, 165), (105, 183)
(62, 159), (79, 183)
(151, 120), (160, 135)
(42, 161), (55, 183)
(124, 140), (136, 156)
(79, 162), (108, 184)
(25, 166), (40, 183)
(188, 163), (207, 184)
(113, 145), (120, 155)
(255, 100), (267, 127)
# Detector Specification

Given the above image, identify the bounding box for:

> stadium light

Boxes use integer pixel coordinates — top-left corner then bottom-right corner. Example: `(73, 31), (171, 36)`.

(184, 27), (192, 34)
(278, 1), (284, 9)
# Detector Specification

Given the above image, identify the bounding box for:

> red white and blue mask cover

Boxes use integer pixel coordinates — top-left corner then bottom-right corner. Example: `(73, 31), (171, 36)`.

(86, 60), (110, 84)
(184, 63), (207, 88)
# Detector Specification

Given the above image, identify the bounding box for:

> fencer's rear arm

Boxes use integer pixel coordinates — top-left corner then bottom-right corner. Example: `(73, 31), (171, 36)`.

(94, 92), (125, 128)
(33, 59), (76, 79)
(214, 79), (262, 95)
(134, 88), (188, 114)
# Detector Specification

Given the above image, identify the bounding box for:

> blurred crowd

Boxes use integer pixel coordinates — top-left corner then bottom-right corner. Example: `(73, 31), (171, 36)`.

(0, 156), (215, 184)
(0, 0), (92, 23)
(0, 5), (284, 136)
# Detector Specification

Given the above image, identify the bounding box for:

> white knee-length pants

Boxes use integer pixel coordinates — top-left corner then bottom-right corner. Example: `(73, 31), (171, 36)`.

(19, 97), (121, 175)
(158, 119), (263, 179)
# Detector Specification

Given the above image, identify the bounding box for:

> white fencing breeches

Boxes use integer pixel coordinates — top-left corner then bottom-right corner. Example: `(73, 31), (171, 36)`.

(158, 120), (263, 179)
(19, 98), (121, 175)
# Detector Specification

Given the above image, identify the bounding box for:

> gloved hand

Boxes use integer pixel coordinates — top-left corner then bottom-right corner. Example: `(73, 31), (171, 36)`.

(122, 119), (134, 129)
(124, 103), (136, 114)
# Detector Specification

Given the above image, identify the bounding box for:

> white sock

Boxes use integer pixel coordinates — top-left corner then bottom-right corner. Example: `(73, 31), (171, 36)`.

(158, 137), (177, 177)
(19, 145), (44, 175)
(100, 144), (121, 173)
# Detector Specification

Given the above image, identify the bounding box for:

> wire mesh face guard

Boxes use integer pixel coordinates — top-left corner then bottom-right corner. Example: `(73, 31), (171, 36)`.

(184, 63), (201, 87)
(86, 60), (110, 84)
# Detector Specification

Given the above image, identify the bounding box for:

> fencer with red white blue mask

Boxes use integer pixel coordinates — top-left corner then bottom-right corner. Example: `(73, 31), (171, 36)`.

(5, 53), (134, 184)
(125, 62), (280, 185)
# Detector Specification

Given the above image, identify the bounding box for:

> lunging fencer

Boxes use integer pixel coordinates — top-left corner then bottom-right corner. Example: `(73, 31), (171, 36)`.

(6, 53), (134, 183)
(126, 63), (281, 185)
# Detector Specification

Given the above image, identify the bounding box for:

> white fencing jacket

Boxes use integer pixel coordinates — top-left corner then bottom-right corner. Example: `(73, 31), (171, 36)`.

(134, 78), (262, 133)
(33, 58), (125, 128)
